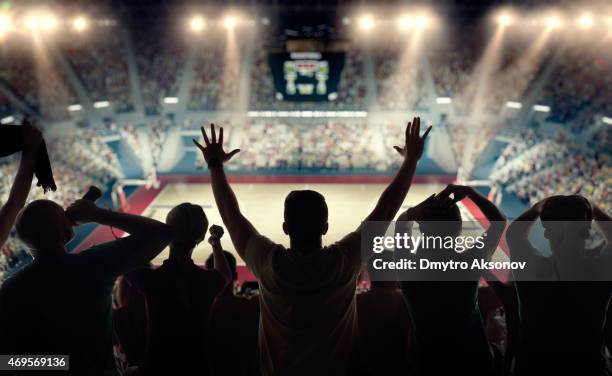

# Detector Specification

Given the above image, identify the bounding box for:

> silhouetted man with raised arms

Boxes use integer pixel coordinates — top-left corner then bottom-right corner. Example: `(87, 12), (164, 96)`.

(193, 118), (430, 376)
(507, 195), (612, 376)
(396, 184), (506, 376)
(0, 196), (173, 375)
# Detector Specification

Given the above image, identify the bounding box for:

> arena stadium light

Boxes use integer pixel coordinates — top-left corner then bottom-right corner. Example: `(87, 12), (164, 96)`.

(94, 100), (110, 109)
(190, 16), (205, 32)
(602, 116), (612, 125)
(505, 101), (522, 109)
(436, 97), (452, 104)
(223, 15), (238, 29)
(72, 16), (88, 32)
(163, 97), (179, 104)
(358, 15), (374, 31)
(545, 16), (562, 29)
(533, 104), (550, 113)
(1, 116), (14, 124)
(67, 104), (82, 112)
(0, 14), (11, 35)
(416, 14), (431, 29)
(496, 12), (514, 27)
(577, 14), (594, 29)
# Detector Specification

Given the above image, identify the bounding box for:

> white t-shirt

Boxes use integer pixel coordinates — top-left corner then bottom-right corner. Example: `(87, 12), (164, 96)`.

(245, 231), (362, 376)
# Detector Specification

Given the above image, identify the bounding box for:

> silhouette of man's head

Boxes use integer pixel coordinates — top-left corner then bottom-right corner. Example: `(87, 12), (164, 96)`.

(166, 203), (208, 257)
(283, 190), (329, 246)
(205, 250), (238, 282)
(540, 195), (592, 249)
(16, 200), (75, 253)
(416, 197), (462, 238)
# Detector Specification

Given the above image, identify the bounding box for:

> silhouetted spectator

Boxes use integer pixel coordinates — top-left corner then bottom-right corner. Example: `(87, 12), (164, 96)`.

(397, 184), (506, 376)
(0, 196), (173, 375)
(193, 119), (430, 376)
(126, 204), (231, 375)
(206, 251), (260, 376)
(357, 252), (412, 376)
(507, 195), (612, 376)
(112, 272), (149, 373)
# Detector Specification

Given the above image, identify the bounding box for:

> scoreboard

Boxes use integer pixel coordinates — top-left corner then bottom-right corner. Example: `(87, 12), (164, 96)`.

(268, 52), (345, 102)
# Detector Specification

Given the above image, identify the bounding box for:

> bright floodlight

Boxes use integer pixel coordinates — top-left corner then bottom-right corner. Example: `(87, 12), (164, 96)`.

(190, 16), (204, 32)
(0, 14), (11, 35)
(578, 14), (594, 29)
(72, 16), (88, 31)
(496, 13), (513, 26)
(358, 15), (374, 31)
(546, 16), (562, 29)
(417, 15), (431, 28)
(223, 15), (237, 29)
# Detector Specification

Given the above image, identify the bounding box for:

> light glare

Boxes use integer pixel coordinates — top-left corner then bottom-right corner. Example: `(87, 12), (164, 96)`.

(190, 16), (204, 32)
(497, 13), (513, 26)
(358, 15), (374, 31)
(72, 16), (88, 31)
(398, 15), (412, 30)
(546, 16), (562, 29)
(578, 14), (594, 29)
(0, 14), (11, 35)
(223, 16), (237, 29)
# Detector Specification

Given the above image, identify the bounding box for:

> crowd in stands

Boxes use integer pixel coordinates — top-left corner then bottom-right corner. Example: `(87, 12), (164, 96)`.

(230, 120), (386, 170)
(188, 43), (226, 111)
(147, 119), (173, 167)
(60, 27), (135, 113)
(491, 129), (610, 213)
(525, 41), (611, 138)
(133, 26), (186, 115)
(374, 48), (425, 110)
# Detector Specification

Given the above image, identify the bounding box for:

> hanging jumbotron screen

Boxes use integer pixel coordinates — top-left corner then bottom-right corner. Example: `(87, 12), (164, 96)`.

(268, 51), (345, 102)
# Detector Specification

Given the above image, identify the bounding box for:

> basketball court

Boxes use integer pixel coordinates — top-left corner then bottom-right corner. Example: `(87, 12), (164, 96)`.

(75, 177), (510, 277)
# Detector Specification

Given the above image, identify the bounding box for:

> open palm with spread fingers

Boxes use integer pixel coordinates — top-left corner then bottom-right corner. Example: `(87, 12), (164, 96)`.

(393, 117), (432, 161)
(193, 123), (240, 165)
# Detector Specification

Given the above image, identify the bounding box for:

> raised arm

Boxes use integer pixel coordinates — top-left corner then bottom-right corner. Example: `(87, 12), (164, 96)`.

(193, 124), (257, 260)
(506, 199), (545, 260)
(365, 117), (431, 223)
(438, 184), (507, 259)
(0, 122), (42, 248)
(208, 224), (232, 287)
(66, 199), (174, 275)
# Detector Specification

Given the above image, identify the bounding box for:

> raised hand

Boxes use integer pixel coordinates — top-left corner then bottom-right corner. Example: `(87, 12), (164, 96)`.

(400, 193), (437, 221)
(192, 123), (240, 166)
(208, 224), (224, 247)
(393, 117), (432, 161)
(438, 184), (475, 203)
(65, 199), (102, 225)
